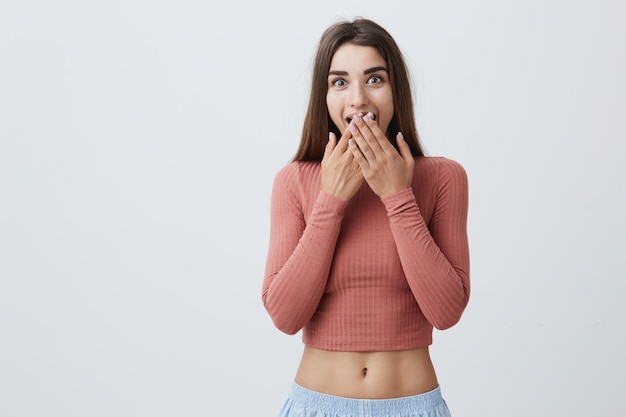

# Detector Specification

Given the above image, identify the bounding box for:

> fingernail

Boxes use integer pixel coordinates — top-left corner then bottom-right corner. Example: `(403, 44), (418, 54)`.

(367, 112), (374, 119)
(363, 114), (370, 122)
(349, 123), (357, 132)
(328, 132), (333, 141)
(398, 132), (405, 140)
(353, 114), (361, 122)
(348, 139), (355, 146)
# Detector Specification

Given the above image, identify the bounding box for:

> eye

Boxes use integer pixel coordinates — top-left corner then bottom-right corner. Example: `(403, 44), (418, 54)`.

(367, 75), (383, 84)
(331, 78), (347, 88)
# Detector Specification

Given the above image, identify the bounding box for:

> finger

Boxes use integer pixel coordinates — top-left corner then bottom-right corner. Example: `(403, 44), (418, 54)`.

(334, 126), (354, 153)
(396, 132), (414, 162)
(354, 114), (384, 153)
(349, 116), (380, 161)
(362, 112), (399, 155)
(322, 132), (337, 161)
(348, 138), (370, 169)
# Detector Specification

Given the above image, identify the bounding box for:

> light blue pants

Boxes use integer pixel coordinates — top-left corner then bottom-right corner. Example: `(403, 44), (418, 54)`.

(278, 382), (452, 417)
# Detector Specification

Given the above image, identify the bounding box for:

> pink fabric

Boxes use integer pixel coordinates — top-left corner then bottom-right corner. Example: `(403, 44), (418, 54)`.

(262, 157), (470, 351)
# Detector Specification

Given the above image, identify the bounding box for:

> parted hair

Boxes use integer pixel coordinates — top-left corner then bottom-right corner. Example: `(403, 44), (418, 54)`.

(293, 18), (424, 161)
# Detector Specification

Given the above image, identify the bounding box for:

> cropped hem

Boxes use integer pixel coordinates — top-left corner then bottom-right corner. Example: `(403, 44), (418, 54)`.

(301, 337), (433, 352)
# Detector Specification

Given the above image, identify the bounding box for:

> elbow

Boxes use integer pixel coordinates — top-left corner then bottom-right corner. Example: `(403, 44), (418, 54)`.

(271, 317), (302, 335)
(262, 292), (305, 335)
(432, 315), (461, 331)
(430, 296), (469, 331)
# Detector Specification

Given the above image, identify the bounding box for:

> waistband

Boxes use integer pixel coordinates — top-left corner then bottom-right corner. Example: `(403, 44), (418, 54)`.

(288, 381), (445, 415)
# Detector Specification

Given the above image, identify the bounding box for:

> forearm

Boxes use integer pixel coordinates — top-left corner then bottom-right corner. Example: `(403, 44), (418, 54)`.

(263, 190), (347, 334)
(384, 188), (470, 329)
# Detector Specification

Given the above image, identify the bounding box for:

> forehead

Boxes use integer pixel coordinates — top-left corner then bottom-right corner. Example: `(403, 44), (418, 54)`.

(329, 44), (386, 72)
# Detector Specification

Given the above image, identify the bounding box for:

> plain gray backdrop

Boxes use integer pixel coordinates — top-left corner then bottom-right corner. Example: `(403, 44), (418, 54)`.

(1, 1), (625, 416)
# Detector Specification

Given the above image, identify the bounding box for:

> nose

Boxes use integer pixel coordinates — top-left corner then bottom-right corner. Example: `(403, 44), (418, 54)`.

(349, 84), (369, 108)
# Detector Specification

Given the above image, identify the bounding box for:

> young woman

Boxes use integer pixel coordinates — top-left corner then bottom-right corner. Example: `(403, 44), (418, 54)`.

(262, 18), (470, 417)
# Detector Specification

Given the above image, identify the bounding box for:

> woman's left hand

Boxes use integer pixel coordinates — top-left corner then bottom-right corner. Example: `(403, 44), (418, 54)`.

(348, 113), (414, 199)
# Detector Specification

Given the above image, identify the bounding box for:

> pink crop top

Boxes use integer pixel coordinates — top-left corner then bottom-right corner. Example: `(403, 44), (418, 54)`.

(262, 156), (470, 351)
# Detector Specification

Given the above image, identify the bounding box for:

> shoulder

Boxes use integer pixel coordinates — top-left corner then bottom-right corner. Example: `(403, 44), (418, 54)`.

(273, 161), (321, 189)
(415, 156), (465, 172)
(413, 157), (468, 200)
(415, 156), (467, 182)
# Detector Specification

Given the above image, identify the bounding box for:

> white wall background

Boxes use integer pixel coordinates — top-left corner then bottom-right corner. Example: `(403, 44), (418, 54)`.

(1, 1), (625, 416)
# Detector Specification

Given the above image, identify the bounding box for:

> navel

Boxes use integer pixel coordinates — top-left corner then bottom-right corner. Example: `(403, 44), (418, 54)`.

(361, 367), (368, 377)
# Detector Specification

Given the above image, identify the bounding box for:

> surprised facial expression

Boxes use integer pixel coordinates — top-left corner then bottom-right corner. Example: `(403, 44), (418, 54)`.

(326, 44), (394, 136)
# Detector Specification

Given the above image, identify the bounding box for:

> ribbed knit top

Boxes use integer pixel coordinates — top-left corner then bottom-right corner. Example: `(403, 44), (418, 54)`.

(262, 156), (470, 351)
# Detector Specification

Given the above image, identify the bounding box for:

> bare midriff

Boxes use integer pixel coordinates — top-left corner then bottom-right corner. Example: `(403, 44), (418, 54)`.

(295, 346), (438, 399)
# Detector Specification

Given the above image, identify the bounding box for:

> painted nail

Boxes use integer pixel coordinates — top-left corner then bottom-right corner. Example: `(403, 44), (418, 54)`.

(398, 131), (405, 140)
(353, 114), (361, 122)
(348, 139), (355, 146)
(349, 123), (357, 132)
(328, 132), (333, 141)
(363, 114), (370, 122)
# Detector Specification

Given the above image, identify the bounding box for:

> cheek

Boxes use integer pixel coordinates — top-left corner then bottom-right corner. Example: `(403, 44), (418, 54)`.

(375, 89), (394, 131)
(326, 94), (343, 125)
(380, 107), (394, 134)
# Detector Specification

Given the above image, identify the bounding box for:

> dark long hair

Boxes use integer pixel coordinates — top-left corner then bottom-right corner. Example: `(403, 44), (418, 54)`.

(293, 18), (424, 161)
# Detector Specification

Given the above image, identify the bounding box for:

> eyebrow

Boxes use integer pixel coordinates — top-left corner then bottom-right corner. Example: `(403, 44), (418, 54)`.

(328, 66), (388, 77)
(364, 66), (388, 75)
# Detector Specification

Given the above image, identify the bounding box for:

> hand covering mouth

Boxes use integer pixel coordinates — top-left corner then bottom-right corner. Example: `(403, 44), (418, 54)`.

(346, 112), (376, 123)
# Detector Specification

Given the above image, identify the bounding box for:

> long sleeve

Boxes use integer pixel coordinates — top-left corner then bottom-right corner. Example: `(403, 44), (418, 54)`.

(382, 158), (470, 330)
(262, 163), (348, 335)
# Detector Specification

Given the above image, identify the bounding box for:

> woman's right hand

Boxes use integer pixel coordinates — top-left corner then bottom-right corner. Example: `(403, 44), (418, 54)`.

(321, 129), (364, 202)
